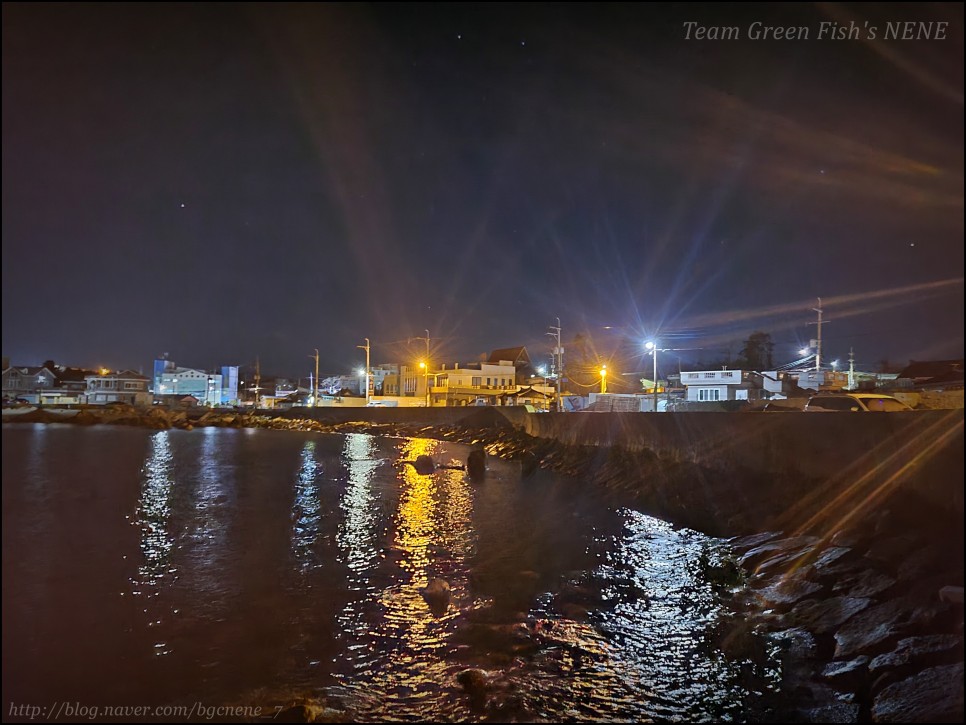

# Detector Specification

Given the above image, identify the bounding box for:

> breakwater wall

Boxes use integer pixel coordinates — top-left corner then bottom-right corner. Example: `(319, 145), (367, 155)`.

(279, 407), (963, 538)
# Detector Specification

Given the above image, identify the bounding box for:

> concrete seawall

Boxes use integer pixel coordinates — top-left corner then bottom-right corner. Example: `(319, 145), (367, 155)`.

(279, 407), (963, 537)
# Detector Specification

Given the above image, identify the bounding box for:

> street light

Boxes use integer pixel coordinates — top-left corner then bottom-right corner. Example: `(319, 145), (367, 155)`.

(599, 364), (607, 394)
(418, 360), (428, 407)
(645, 341), (658, 412)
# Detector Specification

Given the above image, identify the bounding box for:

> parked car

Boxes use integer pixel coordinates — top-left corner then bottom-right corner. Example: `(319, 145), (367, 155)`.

(804, 393), (912, 412)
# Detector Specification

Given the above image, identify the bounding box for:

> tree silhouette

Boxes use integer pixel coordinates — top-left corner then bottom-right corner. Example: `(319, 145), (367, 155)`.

(738, 332), (774, 370)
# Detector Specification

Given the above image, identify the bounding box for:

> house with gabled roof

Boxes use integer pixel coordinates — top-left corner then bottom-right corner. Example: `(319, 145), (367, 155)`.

(85, 369), (152, 407)
(896, 359), (964, 391)
(486, 346), (535, 385)
(2, 365), (57, 402)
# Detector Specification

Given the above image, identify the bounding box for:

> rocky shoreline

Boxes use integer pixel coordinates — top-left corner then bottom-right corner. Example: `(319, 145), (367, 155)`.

(6, 406), (963, 722)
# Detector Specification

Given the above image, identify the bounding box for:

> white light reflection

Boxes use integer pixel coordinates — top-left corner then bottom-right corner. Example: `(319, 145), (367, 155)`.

(134, 431), (174, 593)
(337, 433), (379, 576)
(292, 440), (322, 572)
(187, 426), (232, 591)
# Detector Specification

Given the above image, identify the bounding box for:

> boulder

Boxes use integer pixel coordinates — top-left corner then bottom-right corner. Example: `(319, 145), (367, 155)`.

(834, 594), (950, 660)
(821, 655), (870, 690)
(871, 662), (964, 722)
(466, 449), (486, 481)
(740, 536), (820, 573)
(756, 573), (824, 609)
(869, 634), (963, 676)
(790, 596), (871, 635)
(831, 568), (897, 599)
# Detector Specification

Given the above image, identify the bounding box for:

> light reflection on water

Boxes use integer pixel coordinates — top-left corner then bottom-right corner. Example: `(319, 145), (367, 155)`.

(135, 431), (174, 592)
(2, 425), (778, 720)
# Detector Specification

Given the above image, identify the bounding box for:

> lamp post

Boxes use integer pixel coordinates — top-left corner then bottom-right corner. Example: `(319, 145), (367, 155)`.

(599, 364), (607, 394)
(645, 341), (658, 412)
(418, 361), (429, 407)
(357, 338), (371, 404)
(309, 349), (319, 407)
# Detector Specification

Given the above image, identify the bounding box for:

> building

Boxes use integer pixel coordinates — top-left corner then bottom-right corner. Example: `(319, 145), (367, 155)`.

(896, 359), (964, 391)
(369, 364), (398, 394)
(486, 346), (535, 385)
(153, 357), (234, 406)
(429, 360), (519, 406)
(320, 374), (364, 395)
(220, 365), (240, 405)
(86, 370), (152, 407)
(679, 369), (761, 402)
(2, 365), (57, 403)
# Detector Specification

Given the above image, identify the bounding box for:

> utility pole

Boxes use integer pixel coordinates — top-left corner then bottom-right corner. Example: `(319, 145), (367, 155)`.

(253, 357), (262, 409)
(848, 347), (855, 391)
(547, 318), (563, 412)
(357, 338), (371, 403)
(811, 297), (824, 372)
(309, 349), (319, 407)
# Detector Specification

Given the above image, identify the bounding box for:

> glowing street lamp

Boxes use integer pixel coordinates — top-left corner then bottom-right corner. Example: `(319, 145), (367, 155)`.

(599, 364), (607, 394)
(418, 361), (428, 407)
(644, 341), (658, 412)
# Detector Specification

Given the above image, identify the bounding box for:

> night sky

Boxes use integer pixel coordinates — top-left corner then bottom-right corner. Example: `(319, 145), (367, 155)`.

(3, 3), (963, 377)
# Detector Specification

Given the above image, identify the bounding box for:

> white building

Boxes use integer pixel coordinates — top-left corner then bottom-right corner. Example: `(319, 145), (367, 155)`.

(680, 369), (749, 402)
(156, 366), (223, 406)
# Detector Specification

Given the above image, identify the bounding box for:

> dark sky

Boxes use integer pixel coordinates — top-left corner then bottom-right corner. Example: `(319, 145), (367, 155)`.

(3, 3), (963, 376)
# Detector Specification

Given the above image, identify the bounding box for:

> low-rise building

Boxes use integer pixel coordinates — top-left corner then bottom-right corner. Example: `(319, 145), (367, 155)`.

(679, 369), (760, 402)
(2, 365), (57, 403)
(86, 370), (152, 407)
(430, 361), (518, 406)
(153, 357), (237, 406)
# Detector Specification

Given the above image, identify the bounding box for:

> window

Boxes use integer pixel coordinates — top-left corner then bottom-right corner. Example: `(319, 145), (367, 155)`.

(472, 377), (482, 387)
(697, 388), (721, 401)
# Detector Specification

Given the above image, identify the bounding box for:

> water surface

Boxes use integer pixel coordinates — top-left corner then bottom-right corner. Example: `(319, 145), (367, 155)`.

(2, 424), (777, 721)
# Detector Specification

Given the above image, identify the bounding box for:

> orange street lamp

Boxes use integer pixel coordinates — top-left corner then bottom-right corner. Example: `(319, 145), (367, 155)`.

(418, 361), (429, 407)
(599, 364), (607, 394)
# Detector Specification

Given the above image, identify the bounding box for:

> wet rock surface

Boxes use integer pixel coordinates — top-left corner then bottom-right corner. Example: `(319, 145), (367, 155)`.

(731, 503), (963, 723)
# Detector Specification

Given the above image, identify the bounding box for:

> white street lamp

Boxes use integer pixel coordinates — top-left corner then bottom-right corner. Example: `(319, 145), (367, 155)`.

(645, 341), (658, 412)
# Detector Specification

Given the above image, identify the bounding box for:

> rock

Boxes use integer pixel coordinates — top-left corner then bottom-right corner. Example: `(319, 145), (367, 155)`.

(834, 594), (951, 660)
(273, 704), (321, 723)
(740, 536), (820, 574)
(466, 449), (486, 481)
(456, 668), (490, 697)
(808, 546), (854, 576)
(407, 455), (435, 475)
(863, 535), (920, 571)
(822, 655), (870, 690)
(939, 586), (964, 604)
(422, 577), (450, 597)
(729, 531), (783, 553)
(802, 702), (862, 723)
(520, 450), (539, 478)
(770, 627), (820, 661)
(869, 634), (963, 676)
(757, 573), (824, 609)
(832, 568), (897, 599)
(789, 596), (871, 635)
(871, 662), (964, 722)
(896, 545), (945, 583)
